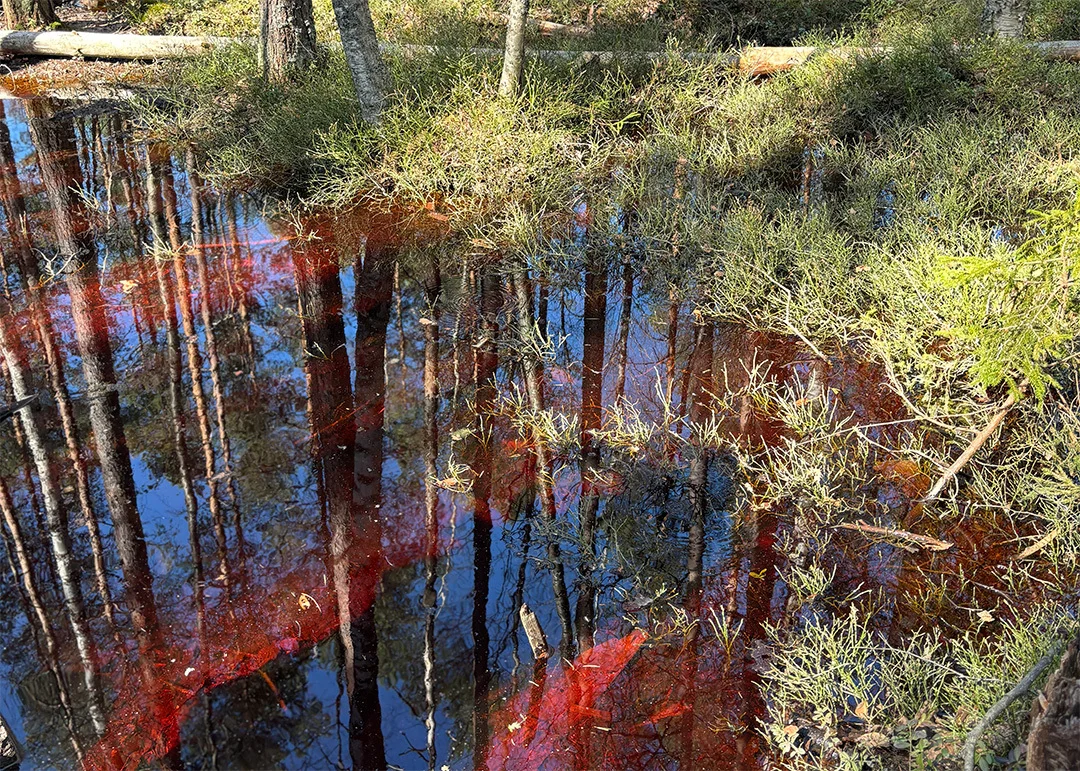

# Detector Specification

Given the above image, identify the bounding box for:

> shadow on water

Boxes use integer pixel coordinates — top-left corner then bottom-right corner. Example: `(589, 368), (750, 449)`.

(0, 98), (1014, 770)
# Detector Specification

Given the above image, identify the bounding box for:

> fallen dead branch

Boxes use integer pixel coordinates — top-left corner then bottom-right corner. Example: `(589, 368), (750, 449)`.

(0, 30), (1079, 74)
(1016, 528), (1060, 561)
(922, 385), (1025, 505)
(962, 638), (1066, 771)
(834, 520), (954, 553)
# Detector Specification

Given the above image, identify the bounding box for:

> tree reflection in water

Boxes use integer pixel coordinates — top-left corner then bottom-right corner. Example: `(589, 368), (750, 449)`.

(0, 98), (916, 771)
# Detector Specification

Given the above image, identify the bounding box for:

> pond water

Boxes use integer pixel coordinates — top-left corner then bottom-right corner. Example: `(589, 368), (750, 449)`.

(0, 97), (997, 771)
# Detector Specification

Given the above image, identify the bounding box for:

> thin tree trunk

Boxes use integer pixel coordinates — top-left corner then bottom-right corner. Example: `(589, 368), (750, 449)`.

(510, 268), (575, 660)
(471, 269), (499, 771)
(0, 474), (85, 761)
(329, 0), (389, 123)
(575, 252), (606, 651)
(678, 320), (713, 770)
(0, 314), (107, 735)
(984, 0), (1028, 37)
(0, 365), (49, 551)
(225, 196), (259, 380)
(612, 229), (634, 404)
(421, 251), (441, 771)
(259, 0), (316, 81)
(499, 0), (530, 97)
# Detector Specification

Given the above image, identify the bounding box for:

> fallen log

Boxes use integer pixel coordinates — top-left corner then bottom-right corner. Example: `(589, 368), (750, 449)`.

(0, 30), (232, 59)
(1, 29), (1079, 74)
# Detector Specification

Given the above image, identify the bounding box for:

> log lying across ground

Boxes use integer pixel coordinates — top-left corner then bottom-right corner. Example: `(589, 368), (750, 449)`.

(2, 29), (1080, 74)
(0, 30), (232, 59)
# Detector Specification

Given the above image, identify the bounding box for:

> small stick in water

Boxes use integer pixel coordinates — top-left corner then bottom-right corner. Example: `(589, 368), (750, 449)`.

(923, 385), (1024, 504)
(834, 520), (953, 552)
(520, 604), (550, 662)
(0, 393), (38, 423)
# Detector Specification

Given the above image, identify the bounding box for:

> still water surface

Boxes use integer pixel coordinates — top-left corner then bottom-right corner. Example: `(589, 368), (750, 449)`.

(0, 97), (930, 770)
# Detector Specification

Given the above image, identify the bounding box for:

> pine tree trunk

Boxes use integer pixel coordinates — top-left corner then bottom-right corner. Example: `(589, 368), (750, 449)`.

(984, 0), (1028, 38)
(259, 0), (316, 82)
(329, 0), (389, 123)
(499, 0), (529, 97)
(2, 0), (55, 30)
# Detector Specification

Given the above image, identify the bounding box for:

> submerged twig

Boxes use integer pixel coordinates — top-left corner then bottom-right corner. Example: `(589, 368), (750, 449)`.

(923, 385), (1025, 504)
(834, 520), (953, 552)
(962, 639), (1065, 771)
(519, 604), (550, 661)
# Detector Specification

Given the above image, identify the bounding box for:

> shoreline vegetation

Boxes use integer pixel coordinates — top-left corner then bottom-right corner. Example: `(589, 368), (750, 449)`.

(2, 0), (1080, 767)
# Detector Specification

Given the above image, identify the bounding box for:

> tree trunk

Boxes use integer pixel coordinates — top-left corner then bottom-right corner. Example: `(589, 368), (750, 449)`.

(2, 0), (55, 30)
(329, 0), (389, 123)
(26, 97), (162, 656)
(984, 0), (1028, 38)
(499, 0), (529, 97)
(471, 269), (499, 771)
(259, 0), (316, 82)
(420, 252), (441, 771)
(575, 248), (606, 651)
(1027, 632), (1080, 771)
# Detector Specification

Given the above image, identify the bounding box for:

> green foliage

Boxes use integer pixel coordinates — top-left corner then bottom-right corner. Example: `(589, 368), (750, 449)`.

(765, 603), (1075, 766)
(1028, 0), (1080, 39)
(933, 195), (1080, 399)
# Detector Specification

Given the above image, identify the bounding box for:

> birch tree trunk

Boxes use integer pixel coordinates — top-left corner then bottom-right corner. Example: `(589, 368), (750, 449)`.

(259, 0), (316, 82)
(329, 0), (389, 123)
(499, 0), (529, 97)
(984, 0), (1028, 38)
(0, 318), (108, 736)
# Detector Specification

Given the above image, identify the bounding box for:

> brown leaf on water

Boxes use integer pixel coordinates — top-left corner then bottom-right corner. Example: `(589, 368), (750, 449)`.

(856, 731), (890, 749)
(874, 458), (931, 498)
